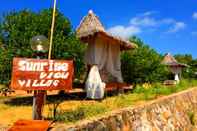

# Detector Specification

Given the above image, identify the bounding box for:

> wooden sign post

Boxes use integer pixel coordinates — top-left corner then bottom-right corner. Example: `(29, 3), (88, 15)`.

(11, 57), (74, 119)
(32, 90), (46, 119)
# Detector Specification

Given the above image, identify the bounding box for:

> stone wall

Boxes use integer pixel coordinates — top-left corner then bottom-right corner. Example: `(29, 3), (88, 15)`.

(51, 88), (197, 131)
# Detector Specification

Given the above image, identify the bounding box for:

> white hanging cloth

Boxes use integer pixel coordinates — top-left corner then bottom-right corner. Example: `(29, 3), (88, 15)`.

(85, 65), (106, 99)
(84, 38), (123, 83)
(169, 66), (182, 83)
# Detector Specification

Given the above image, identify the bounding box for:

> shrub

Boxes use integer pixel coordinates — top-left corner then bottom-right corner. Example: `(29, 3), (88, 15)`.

(121, 36), (170, 84)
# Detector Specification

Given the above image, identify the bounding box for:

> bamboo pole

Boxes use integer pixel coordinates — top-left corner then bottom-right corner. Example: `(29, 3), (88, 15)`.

(48, 0), (57, 60)
(32, 0), (57, 120)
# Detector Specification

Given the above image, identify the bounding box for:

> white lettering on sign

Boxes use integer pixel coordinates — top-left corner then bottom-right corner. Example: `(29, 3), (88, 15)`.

(18, 80), (26, 87)
(16, 59), (71, 88)
(54, 63), (69, 71)
(39, 72), (70, 79)
(18, 60), (48, 71)
(53, 72), (69, 79)
(18, 79), (60, 87)
(18, 60), (69, 72)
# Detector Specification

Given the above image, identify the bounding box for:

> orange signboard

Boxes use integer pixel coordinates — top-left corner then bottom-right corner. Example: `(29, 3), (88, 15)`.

(11, 58), (73, 90)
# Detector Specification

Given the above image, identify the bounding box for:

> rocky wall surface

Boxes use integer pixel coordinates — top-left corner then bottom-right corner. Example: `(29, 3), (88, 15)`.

(51, 88), (197, 131)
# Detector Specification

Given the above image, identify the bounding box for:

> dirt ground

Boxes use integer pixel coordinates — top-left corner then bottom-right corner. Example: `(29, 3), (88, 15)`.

(0, 89), (97, 126)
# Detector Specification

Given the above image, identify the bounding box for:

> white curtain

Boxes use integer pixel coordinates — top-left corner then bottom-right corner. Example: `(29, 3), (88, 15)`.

(169, 66), (182, 74)
(169, 66), (182, 82)
(85, 38), (123, 83)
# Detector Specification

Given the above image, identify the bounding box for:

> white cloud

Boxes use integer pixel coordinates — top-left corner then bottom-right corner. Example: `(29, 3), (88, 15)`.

(167, 22), (186, 33)
(140, 11), (157, 17)
(130, 11), (158, 27)
(192, 12), (197, 19)
(130, 17), (158, 27)
(130, 14), (186, 33)
(107, 11), (186, 38)
(107, 25), (141, 39)
(129, 13), (186, 32)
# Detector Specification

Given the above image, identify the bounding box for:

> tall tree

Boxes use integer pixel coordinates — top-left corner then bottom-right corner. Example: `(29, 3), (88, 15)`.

(174, 54), (193, 64)
(121, 36), (169, 84)
(0, 9), (86, 84)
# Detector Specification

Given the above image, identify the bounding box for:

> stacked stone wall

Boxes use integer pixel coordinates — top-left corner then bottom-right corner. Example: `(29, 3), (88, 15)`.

(52, 88), (197, 131)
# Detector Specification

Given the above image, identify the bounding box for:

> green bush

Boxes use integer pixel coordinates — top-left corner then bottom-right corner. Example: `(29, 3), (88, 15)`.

(152, 83), (172, 95)
(121, 36), (170, 84)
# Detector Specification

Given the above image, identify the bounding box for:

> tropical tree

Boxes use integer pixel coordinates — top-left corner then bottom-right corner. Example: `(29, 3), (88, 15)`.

(0, 9), (86, 84)
(121, 36), (169, 84)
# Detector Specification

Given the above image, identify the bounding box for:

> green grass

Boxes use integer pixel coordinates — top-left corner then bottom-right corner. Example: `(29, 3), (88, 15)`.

(50, 104), (108, 122)
(0, 79), (197, 125)
(133, 79), (197, 100)
(46, 93), (144, 123)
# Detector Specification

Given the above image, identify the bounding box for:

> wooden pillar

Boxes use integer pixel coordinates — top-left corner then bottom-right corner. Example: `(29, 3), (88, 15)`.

(32, 90), (46, 120)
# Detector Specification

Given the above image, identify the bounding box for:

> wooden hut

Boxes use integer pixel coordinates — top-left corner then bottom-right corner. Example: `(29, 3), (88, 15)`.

(162, 53), (187, 82)
(76, 10), (136, 90)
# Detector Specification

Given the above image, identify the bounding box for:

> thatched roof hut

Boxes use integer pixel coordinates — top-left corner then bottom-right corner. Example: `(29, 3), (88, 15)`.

(76, 10), (136, 51)
(162, 53), (187, 82)
(76, 10), (136, 83)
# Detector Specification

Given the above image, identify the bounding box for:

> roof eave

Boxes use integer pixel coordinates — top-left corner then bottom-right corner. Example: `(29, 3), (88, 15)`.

(76, 31), (136, 51)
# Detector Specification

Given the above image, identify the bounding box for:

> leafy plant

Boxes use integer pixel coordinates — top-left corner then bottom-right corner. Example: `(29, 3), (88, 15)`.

(0, 9), (86, 85)
(121, 36), (170, 84)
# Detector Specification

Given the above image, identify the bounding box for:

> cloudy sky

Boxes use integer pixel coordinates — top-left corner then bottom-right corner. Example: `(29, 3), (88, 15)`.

(0, 0), (197, 58)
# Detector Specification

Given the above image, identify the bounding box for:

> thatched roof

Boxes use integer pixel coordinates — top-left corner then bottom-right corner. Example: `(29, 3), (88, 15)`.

(76, 10), (136, 50)
(162, 53), (177, 64)
(162, 53), (187, 67)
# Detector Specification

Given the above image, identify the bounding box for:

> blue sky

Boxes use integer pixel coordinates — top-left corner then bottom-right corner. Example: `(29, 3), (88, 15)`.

(0, 0), (197, 58)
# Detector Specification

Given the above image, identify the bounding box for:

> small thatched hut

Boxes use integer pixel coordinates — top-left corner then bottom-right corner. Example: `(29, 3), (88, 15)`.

(76, 10), (136, 85)
(162, 53), (187, 82)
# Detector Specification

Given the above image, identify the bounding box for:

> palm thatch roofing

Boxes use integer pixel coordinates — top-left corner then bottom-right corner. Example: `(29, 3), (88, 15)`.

(76, 10), (136, 50)
(162, 53), (188, 67)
